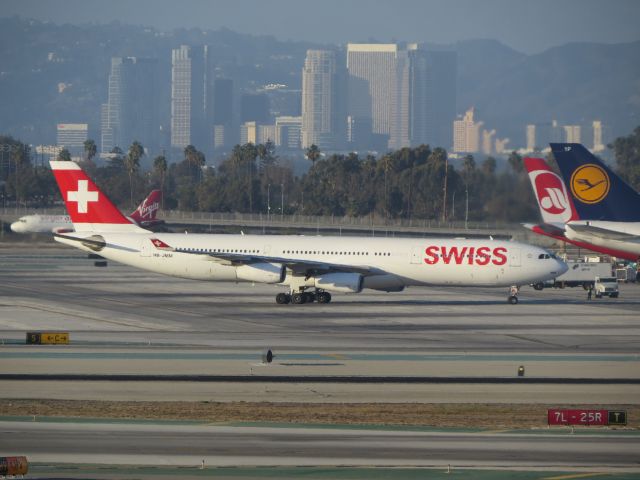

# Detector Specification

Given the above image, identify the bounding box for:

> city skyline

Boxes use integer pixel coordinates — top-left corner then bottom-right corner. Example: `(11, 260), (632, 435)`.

(4, 0), (639, 55)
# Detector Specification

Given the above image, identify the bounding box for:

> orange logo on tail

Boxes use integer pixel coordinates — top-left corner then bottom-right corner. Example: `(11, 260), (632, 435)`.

(570, 164), (609, 204)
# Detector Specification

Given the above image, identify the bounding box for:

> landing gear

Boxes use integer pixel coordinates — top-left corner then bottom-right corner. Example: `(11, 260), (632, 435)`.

(275, 292), (291, 304)
(317, 291), (332, 304)
(275, 289), (331, 305)
(508, 285), (520, 304)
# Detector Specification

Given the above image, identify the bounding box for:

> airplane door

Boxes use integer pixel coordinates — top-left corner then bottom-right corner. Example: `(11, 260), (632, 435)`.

(411, 246), (424, 264)
(264, 245), (271, 255)
(509, 248), (521, 267)
(140, 239), (152, 257)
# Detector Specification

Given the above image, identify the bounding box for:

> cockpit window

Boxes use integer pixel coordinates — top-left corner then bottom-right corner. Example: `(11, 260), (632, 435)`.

(538, 253), (556, 259)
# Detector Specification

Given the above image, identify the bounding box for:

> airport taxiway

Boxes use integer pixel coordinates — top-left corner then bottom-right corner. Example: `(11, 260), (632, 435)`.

(1, 243), (639, 474)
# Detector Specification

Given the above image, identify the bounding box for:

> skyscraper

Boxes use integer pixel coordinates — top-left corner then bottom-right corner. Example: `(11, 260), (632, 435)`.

(348, 44), (456, 151)
(408, 49), (457, 149)
(171, 45), (211, 150)
(212, 78), (234, 150)
(453, 107), (483, 153)
(101, 57), (158, 154)
(301, 49), (344, 150)
(347, 44), (397, 150)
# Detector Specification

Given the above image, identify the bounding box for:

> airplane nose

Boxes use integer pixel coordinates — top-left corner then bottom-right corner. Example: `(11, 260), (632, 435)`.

(10, 222), (22, 233)
(556, 259), (569, 276)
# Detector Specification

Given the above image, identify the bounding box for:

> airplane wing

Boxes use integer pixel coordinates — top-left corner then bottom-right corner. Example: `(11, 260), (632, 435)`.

(152, 238), (375, 276)
(566, 224), (640, 242)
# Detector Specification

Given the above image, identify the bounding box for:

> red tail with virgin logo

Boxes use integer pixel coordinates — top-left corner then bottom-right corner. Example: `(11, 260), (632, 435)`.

(50, 160), (146, 232)
(128, 189), (162, 227)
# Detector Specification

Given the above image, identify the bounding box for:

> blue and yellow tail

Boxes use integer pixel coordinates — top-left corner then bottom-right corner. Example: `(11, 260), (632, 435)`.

(551, 143), (640, 222)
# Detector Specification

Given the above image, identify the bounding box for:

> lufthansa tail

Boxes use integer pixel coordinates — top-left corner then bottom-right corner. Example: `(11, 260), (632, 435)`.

(50, 160), (147, 233)
(551, 143), (640, 222)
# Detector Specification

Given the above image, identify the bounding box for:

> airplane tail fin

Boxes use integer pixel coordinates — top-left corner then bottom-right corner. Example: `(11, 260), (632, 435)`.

(523, 157), (578, 224)
(551, 143), (640, 221)
(50, 160), (147, 233)
(128, 189), (162, 227)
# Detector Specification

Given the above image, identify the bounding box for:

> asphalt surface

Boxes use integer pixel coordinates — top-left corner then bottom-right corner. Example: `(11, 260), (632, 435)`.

(1, 242), (639, 474)
(2, 420), (639, 468)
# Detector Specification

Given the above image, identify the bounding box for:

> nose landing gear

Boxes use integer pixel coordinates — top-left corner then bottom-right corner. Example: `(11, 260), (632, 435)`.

(508, 285), (520, 304)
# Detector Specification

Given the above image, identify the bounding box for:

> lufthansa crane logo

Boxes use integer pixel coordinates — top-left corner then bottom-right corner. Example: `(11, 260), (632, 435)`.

(570, 164), (610, 204)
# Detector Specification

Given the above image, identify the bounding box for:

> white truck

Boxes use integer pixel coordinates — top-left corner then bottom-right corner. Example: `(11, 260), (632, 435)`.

(532, 261), (612, 290)
(594, 276), (619, 298)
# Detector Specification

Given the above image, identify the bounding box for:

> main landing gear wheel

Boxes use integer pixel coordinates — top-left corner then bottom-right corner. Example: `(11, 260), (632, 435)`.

(275, 293), (291, 304)
(508, 295), (518, 304)
(317, 291), (332, 304)
(291, 292), (306, 304)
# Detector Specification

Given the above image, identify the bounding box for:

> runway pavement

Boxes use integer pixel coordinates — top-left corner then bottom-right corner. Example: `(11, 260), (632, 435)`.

(2, 420), (639, 468)
(1, 242), (639, 475)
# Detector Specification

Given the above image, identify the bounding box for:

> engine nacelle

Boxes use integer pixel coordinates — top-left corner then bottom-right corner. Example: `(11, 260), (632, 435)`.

(362, 274), (405, 292)
(236, 262), (285, 284)
(314, 272), (363, 293)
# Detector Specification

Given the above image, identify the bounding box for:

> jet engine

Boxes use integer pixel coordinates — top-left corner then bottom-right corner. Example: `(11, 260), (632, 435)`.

(236, 262), (285, 284)
(362, 274), (405, 292)
(314, 272), (363, 293)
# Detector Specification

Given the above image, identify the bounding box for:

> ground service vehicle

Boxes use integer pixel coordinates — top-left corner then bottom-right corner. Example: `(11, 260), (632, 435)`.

(594, 276), (619, 298)
(532, 261), (611, 290)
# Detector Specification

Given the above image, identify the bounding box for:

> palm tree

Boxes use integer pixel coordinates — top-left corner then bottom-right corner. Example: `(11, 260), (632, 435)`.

(153, 155), (167, 209)
(305, 144), (321, 166)
(83, 139), (97, 163)
(57, 148), (72, 162)
(125, 141), (144, 208)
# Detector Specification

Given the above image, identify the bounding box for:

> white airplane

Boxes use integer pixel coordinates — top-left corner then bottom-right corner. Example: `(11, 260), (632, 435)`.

(48, 160), (567, 304)
(10, 189), (162, 233)
(524, 143), (640, 262)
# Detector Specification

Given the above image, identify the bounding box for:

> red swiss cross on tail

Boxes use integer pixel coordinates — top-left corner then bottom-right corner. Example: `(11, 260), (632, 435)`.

(150, 238), (173, 250)
(50, 160), (147, 233)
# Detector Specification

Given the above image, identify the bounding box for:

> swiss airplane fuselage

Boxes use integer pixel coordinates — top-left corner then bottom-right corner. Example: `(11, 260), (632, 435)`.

(57, 232), (566, 288)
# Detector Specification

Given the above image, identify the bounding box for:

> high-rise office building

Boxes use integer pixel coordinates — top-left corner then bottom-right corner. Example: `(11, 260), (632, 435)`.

(301, 49), (344, 150)
(453, 107), (483, 153)
(592, 120), (605, 151)
(240, 94), (270, 124)
(408, 49), (457, 149)
(171, 45), (211, 150)
(526, 124), (536, 151)
(212, 78), (234, 149)
(101, 57), (158, 154)
(563, 125), (581, 143)
(349, 43), (456, 151)
(347, 43), (398, 149)
(57, 123), (88, 157)
(276, 116), (302, 149)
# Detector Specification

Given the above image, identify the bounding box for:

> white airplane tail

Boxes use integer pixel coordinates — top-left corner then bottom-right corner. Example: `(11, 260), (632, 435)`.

(50, 160), (147, 233)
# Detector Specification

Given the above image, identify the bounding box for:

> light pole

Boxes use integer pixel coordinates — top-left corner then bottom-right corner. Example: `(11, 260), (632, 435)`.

(465, 185), (469, 229)
(452, 191), (456, 220)
(267, 184), (271, 222)
(280, 182), (284, 221)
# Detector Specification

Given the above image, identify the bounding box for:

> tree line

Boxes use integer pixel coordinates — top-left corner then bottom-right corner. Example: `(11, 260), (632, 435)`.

(1, 127), (639, 224)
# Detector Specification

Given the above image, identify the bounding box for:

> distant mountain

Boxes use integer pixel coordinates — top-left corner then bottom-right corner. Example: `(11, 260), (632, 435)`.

(455, 39), (640, 145)
(0, 17), (638, 149)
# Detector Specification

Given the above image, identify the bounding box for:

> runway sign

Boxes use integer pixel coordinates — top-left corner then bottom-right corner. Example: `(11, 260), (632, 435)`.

(548, 409), (626, 426)
(0, 456), (29, 475)
(26, 332), (70, 345)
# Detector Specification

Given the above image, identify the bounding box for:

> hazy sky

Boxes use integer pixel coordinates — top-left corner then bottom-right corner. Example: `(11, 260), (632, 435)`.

(4, 0), (640, 53)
